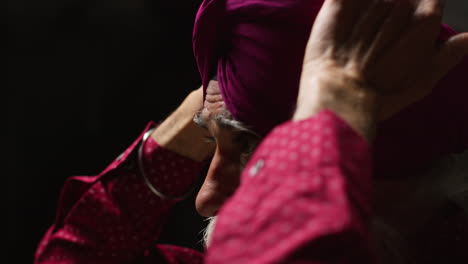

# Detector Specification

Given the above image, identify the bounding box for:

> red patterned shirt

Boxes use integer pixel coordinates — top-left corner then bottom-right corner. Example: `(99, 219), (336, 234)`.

(35, 110), (467, 264)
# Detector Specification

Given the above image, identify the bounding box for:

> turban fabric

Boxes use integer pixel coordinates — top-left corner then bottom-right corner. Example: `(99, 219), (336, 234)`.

(193, 0), (468, 175)
(193, 0), (324, 136)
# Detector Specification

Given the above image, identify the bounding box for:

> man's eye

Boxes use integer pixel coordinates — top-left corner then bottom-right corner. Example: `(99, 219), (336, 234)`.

(233, 135), (254, 154)
(204, 136), (216, 143)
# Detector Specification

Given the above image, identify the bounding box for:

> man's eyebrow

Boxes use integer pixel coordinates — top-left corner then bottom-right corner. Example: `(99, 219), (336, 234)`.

(194, 110), (260, 138)
(193, 111), (209, 129)
(214, 114), (259, 137)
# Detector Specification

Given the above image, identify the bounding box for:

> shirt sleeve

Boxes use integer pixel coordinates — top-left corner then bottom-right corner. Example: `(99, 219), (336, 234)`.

(206, 110), (375, 264)
(34, 123), (205, 264)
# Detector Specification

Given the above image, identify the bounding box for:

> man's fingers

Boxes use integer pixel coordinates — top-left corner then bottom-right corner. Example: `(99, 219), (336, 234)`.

(312, 0), (373, 45)
(347, 0), (394, 58)
(413, 32), (468, 98)
(364, 0), (413, 68)
(437, 32), (468, 76)
(409, 0), (445, 42)
(376, 0), (446, 84)
(414, 0), (445, 18)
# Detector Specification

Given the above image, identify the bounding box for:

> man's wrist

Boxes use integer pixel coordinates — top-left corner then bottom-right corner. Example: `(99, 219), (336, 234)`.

(293, 73), (379, 142)
(151, 89), (214, 162)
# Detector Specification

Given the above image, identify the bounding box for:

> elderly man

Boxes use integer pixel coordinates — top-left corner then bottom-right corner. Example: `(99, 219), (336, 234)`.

(35, 0), (468, 263)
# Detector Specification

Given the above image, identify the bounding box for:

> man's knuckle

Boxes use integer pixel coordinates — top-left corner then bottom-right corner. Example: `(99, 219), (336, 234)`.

(417, 3), (443, 20)
(415, 11), (439, 26)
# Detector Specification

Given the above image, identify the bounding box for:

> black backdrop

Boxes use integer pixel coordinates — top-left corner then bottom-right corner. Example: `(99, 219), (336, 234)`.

(8, 1), (468, 263)
(8, 1), (205, 263)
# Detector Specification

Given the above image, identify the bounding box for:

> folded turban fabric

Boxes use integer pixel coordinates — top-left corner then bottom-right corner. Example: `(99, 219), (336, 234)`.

(193, 0), (468, 175)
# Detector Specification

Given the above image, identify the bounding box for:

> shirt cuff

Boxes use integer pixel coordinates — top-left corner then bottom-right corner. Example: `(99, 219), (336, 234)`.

(244, 109), (373, 215)
(141, 135), (205, 198)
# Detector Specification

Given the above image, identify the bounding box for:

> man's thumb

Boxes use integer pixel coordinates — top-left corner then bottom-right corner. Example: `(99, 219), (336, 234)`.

(438, 32), (468, 72)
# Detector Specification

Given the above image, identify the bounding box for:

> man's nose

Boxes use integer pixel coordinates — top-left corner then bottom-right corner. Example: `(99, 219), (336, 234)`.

(195, 151), (240, 217)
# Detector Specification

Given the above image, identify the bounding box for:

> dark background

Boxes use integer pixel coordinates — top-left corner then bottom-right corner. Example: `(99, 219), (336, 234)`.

(7, 1), (468, 263)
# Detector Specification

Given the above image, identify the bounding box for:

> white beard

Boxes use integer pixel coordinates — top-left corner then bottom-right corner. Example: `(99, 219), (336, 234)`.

(203, 216), (217, 248)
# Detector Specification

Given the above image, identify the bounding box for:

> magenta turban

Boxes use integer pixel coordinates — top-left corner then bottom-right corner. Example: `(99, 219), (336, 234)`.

(193, 0), (324, 136)
(193, 0), (468, 174)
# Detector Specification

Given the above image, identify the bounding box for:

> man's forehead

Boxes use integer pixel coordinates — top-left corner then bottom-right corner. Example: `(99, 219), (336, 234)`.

(202, 80), (227, 121)
(206, 79), (221, 95)
(202, 102), (226, 119)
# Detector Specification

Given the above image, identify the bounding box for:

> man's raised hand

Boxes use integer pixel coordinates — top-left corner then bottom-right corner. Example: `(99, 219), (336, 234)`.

(299, 0), (468, 121)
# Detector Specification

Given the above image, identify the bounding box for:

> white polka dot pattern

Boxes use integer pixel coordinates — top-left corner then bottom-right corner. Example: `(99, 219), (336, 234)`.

(35, 124), (205, 264)
(206, 110), (374, 264)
